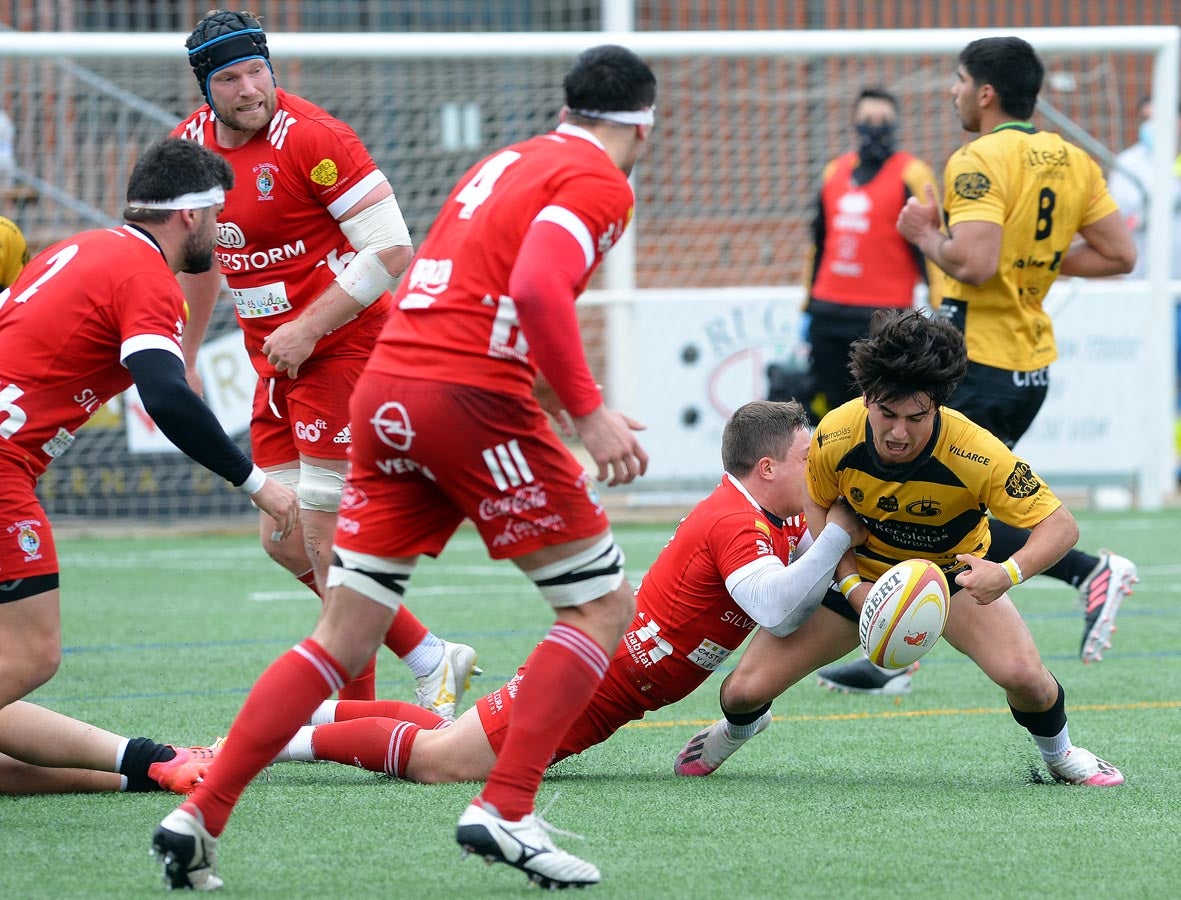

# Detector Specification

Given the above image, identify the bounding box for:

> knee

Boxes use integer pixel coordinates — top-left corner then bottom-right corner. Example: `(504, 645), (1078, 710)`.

(991, 654), (1050, 698)
(719, 668), (774, 715)
(1, 642), (60, 702)
(604, 582), (637, 634)
(261, 531), (311, 574)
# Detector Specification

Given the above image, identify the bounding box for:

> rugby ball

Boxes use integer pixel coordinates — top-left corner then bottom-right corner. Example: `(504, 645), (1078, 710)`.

(858, 559), (951, 671)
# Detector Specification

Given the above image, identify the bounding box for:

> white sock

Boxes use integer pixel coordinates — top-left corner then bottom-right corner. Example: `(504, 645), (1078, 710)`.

(272, 726), (316, 763)
(403, 634), (444, 678)
(113, 737), (129, 772)
(117, 775), (129, 792)
(308, 700), (339, 726)
(1033, 723), (1072, 761)
(725, 710), (772, 740)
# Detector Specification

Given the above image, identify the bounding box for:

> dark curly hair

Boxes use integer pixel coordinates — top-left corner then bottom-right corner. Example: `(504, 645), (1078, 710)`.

(848, 309), (967, 409)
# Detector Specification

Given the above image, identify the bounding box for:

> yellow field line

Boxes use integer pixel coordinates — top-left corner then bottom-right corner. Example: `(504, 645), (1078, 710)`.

(625, 699), (1181, 730)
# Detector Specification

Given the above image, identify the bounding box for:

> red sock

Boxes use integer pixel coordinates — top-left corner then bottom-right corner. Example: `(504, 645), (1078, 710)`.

(295, 567), (376, 701)
(310, 717), (421, 777)
(337, 656), (377, 702)
(334, 699), (446, 729)
(294, 568), (321, 597)
(384, 604), (429, 658)
(480, 623), (608, 820)
(183, 639), (347, 836)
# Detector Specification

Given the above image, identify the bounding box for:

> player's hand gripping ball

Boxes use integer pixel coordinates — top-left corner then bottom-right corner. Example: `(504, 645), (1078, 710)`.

(859, 559), (950, 670)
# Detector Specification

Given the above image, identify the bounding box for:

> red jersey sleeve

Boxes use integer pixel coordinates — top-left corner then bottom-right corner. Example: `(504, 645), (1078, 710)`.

(109, 268), (188, 363)
(287, 108), (384, 218)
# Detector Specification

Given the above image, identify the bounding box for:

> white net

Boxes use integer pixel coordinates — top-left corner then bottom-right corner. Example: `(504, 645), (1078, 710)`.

(0, 26), (1175, 517)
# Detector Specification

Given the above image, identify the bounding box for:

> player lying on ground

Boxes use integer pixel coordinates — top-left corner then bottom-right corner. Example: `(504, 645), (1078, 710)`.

(242, 401), (867, 784)
(0, 702), (212, 796)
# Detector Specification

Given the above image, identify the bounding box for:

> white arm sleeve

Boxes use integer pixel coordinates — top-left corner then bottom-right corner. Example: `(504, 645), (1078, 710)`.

(723, 522), (853, 638)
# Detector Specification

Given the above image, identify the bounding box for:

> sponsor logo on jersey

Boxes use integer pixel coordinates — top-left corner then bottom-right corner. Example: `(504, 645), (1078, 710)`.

(406, 258), (452, 295)
(370, 401), (415, 451)
(687, 638), (733, 671)
(849, 487), (864, 504)
(482, 439), (533, 491)
(877, 495), (899, 512)
(339, 484), (368, 511)
(832, 188), (872, 236)
(1005, 461), (1041, 499)
(218, 222), (246, 249)
(720, 610), (758, 631)
(906, 497), (941, 517)
(375, 457), (436, 481)
(8, 519), (42, 561)
(490, 514), (567, 549)
(333, 425), (352, 444)
(950, 444), (991, 465)
(217, 241), (310, 274)
(41, 427), (75, 459)
(478, 483), (547, 521)
(754, 537), (774, 556)
(625, 614), (674, 667)
(295, 418), (326, 443)
(229, 281), (294, 318)
(579, 472), (603, 515)
(254, 163), (278, 200)
(310, 158), (338, 187)
(953, 171), (990, 200)
(817, 425), (851, 447)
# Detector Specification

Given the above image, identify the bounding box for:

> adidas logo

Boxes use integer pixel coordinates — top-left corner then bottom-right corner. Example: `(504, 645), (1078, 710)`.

(333, 425), (352, 444)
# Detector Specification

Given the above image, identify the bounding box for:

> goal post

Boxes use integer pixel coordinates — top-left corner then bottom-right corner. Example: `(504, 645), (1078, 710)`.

(0, 25), (1176, 518)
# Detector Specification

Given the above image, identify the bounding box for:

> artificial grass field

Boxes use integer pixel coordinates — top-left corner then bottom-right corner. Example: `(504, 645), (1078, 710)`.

(2, 508), (1178, 899)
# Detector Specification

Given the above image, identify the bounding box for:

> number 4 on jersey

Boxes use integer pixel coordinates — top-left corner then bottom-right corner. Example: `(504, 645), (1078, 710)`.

(454, 150), (521, 219)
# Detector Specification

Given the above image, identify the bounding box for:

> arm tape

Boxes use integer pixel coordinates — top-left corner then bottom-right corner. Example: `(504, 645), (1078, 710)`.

(335, 193), (412, 306)
(724, 523), (853, 638)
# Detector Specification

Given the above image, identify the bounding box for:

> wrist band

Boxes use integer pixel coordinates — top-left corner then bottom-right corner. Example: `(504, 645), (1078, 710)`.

(838, 574), (863, 599)
(239, 464), (267, 495)
(1001, 557), (1024, 586)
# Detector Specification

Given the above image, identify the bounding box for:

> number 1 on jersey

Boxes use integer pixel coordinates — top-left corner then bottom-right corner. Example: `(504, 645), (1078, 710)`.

(454, 150), (522, 220)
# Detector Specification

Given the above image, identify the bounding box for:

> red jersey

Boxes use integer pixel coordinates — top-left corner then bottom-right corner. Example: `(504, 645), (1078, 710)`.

(369, 124), (635, 402)
(0, 226), (187, 476)
(173, 89), (391, 377)
(810, 151), (932, 307)
(614, 474), (808, 709)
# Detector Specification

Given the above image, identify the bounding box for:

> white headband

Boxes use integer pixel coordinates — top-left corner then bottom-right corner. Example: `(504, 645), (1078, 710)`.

(127, 186), (225, 210)
(567, 107), (655, 126)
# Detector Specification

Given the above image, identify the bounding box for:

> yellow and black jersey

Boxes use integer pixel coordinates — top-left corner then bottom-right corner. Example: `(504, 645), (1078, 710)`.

(807, 398), (1061, 580)
(941, 124), (1118, 371)
(0, 215), (28, 289)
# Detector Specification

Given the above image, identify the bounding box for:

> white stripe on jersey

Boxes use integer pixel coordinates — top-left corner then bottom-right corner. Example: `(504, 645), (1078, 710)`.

(533, 205), (595, 271)
(120, 333), (183, 366)
(328, 170), (390, 220)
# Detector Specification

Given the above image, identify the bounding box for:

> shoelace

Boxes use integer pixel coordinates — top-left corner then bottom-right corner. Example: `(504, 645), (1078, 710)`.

(531, 793), (585, 842)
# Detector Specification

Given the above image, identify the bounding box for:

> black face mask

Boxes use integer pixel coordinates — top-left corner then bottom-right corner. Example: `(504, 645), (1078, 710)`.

(856, 121), (897, 167)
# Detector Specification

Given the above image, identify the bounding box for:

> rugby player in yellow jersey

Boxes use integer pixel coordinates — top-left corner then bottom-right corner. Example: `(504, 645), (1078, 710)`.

(674, 309), (1123, 786)
(820, 36), (1139, 695)
(0, 214), (28, 288)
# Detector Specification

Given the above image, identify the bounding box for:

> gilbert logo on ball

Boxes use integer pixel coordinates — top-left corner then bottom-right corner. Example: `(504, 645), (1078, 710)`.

(858, 559), (950, 671)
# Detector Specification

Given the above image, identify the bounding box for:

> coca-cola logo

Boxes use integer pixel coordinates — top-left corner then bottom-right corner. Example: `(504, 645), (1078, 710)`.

(478, 484), (547, 520)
